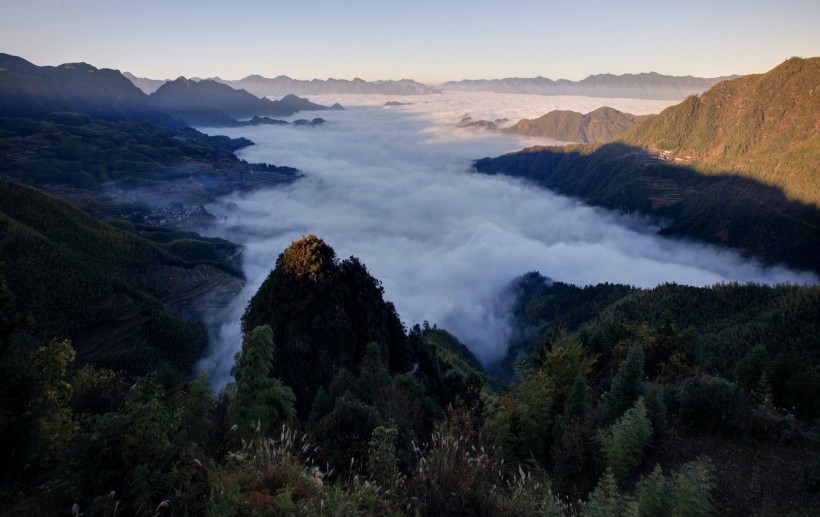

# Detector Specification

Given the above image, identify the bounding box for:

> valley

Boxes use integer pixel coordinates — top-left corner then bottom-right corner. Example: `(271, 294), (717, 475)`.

(1, 50), (818, 516)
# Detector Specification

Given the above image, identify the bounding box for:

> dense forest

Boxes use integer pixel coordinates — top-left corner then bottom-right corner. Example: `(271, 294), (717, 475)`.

(0, 179), (244, 373)
(1, 235), (818, 516)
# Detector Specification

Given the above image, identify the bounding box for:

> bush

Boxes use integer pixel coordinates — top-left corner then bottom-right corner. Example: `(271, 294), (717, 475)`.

(669, 375), (751, 436)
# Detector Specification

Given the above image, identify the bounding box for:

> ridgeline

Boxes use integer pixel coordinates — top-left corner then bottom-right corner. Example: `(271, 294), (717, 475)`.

(475, 58), (820, 273)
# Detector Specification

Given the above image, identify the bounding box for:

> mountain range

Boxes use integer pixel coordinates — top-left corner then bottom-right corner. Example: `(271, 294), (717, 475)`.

(0, 53), (171, 125)
(474, 57), (820, 273)
(3, 52), (820, 516)
(125, 72), (442, 97)
(440, 72), (738, 100)
(149, 77), (342, 126)
(124, 71), (734, 100)
(0, 54), (340, 127)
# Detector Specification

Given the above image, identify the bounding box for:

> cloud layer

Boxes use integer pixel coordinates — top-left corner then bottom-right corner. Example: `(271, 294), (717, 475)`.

(195, 92), (817, 385)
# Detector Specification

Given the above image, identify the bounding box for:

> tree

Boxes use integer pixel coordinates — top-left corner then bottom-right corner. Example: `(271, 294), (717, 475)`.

(30, 339), (78, 460)
(599, 345), (646, 426)
(583, 470), (638, 517)
(669, 458), (714, 517)
(636, 465), (668, 517)
(229, 325), (295, 439)
(601, 397), (652, 483)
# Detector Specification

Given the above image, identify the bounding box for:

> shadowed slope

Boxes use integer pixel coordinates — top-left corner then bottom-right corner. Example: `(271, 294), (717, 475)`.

(474, 58), (820, 273)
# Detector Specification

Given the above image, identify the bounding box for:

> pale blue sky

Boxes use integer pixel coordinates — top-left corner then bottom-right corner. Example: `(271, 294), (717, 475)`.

(1, 0), (818, 83)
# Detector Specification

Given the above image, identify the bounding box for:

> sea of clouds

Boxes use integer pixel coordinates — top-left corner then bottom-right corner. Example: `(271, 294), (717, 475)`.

(194, 92), (817, 385)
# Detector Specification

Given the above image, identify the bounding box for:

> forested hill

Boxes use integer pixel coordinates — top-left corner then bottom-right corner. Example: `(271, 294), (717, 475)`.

(0, 53), (343, 128)
(0, 53), (172, 125)
(149, 77), (342, 126)
(3, 234), (819, 515)
(0, 116), (298, 224)
(474, 58), (820, 274)
(619, 56), (820, 207)
(0, 180), (243, 373)
(498, 272), (820, 422)
(504, 106), (648, 143)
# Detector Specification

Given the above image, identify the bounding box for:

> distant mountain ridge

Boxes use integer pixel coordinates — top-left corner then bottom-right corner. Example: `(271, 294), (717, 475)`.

(123, 71), (166, 94)
(0, 53), (172, 125)
(440, 72), (738, 100)
(124, 71), (731, 100)
(225, 75), (442, 97)
(125, 72), (442, 97)
(0, 54), (341, 128)
(149, 77), (342, 126)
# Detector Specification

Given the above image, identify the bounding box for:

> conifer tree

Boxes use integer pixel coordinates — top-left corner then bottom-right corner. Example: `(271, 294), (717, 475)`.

(599, 345), (646, 426)
(601, 397), (652, 483)
(229, 325), (295, 438)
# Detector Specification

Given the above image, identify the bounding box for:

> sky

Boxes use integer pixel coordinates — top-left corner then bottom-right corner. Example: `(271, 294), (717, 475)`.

(188, 93), (817, 383)
(1, 0), (819, 84)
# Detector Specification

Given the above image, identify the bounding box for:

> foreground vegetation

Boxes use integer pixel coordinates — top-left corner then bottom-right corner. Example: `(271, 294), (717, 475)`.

(1, 235), (817, 516)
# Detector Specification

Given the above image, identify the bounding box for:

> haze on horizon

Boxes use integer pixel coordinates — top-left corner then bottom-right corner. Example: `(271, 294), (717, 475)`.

(1, 0), (819, 84)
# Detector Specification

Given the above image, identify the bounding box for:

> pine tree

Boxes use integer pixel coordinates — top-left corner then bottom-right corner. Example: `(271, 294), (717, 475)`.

(636, 465), (668, 517)
(602, 397), (652, 483)
(599, 345), (646, 426)
(229, 325), (295, 438)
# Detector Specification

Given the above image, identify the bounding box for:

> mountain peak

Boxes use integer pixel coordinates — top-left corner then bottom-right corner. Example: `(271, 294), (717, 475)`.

(58, 62), (98, 73)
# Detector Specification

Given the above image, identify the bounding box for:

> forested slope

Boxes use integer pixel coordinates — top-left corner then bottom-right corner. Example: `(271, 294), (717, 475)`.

(0, 180), (242, 372)
(475, 58), (820, 273)
(3, 236), (818, 516)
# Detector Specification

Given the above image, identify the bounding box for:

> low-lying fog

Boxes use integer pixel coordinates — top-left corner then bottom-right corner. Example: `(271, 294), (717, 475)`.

(195, 92), (817, 385)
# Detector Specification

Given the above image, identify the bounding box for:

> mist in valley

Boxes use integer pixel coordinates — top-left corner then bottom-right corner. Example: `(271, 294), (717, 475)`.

(194, 92), (817, 385)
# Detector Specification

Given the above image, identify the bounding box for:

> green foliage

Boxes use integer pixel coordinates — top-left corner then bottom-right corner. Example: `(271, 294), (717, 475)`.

(669, 459), (715, 517)
(496, 271), (634, 377)
(241, 235), (413, 417)
(29, 339), (78, 459)
(508, 279), (820, 425)
(367, 426), (399, 485)
(506, 106), (644, 144)
(0, 180), (231, 371)
(229, 325), (296, 439)
(552, 375), (598, 495)
(598, 346), (647, 426)
(0, 117), (253, 191)
(582, 470), (638, 517)
(488, 338), (595, 469)
(180, 372), (216, 449)
(70, 364), (126, 415)
(1, 219), (818, 515)
(601, 398), (652, 483)
(636, 465), (667, 517)
(643, 382), (668, 445)
(475, 62), (820, 275)
(635, 460), (716, 517)
(622, 58), (820, 206)
(669, 375), (751, 436)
